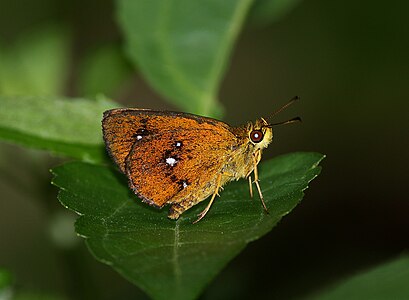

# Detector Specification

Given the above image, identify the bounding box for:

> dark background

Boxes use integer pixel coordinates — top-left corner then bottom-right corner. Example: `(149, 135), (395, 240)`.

(0, 0), (408, 299)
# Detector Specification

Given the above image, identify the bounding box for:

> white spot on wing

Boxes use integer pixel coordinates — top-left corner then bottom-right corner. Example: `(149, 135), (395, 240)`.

(176, 142), (182, 147)
(182, 181), (188, 188)
(136, 135), (142, 140)
(166, 157), (177, 167)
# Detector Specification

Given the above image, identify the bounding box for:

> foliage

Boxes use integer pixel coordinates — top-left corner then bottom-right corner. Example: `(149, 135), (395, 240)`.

(0, 1), (365, 299)
(52, 153), (323, 300)
(0, 96), (116, 162)
(309, 255), (409, 300)
(0, 26), (70, 96)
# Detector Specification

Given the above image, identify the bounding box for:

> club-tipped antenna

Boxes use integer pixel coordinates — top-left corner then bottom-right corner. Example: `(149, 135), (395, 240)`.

(268, 116), (302, 127)
(270, 96), (300, 119)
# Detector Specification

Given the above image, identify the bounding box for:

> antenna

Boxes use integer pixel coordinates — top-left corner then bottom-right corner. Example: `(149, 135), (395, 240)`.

(264, 96), (301, 127)
(270, 96), (300, 119)
(268, 117), (302, 127)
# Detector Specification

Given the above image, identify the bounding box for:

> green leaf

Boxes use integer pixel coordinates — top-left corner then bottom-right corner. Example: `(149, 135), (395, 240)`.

(0, 268), (66, 300)
(116, 0), (254, 118)
(0, 25), (70, 96)
(0, 96), (117, 162)
(0, 268), (12, 300)
(248, 0), (303, 26)
(52, 152), (324, 300)
(14, 292), (67, 300)
(0, 268), (12, 290)
(310, 255), (409, 300)
(78, 44), (133, 98)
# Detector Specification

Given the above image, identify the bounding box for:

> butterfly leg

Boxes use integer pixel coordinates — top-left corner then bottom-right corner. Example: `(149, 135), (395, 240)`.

(193, 173), (223, 224)
(168, 203), (186, 220)
(253, 152), (269, 213)
(248, 175), (253, 198)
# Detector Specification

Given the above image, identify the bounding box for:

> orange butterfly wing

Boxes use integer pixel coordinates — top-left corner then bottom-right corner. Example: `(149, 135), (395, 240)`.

(102, 109), (239, 207)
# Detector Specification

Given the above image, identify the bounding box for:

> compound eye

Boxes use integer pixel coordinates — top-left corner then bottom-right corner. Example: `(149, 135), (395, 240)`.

(250, 130), (264, 143)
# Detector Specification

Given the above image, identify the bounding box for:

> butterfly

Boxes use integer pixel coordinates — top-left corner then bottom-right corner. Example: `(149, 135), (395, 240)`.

(102, 97), (300, 223)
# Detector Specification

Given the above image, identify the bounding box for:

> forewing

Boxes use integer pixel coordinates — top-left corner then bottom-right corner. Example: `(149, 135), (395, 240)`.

(102, 108), (232, 173)
(125, 126), (237, 208)
(102, 109), (148, 173)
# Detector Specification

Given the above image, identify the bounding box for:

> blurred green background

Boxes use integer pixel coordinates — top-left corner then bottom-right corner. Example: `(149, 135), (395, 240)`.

(0, 0), (408, 299)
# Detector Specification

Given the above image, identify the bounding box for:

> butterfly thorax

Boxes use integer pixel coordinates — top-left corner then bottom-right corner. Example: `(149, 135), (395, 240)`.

(222, 119), (273, 181)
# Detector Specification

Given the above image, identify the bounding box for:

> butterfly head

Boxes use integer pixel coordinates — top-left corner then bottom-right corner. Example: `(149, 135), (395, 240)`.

(247, 118), (274, 150)
(247, 96), (302, 150)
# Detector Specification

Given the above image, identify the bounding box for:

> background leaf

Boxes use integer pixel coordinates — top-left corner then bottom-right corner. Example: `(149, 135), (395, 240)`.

(78, 44), (133, 98)
(0, 268), (12, 300)
(248, 0), (303, 26)
(0, 268), (12, 290)
(52, 152), (324, 300)
(0, 25), (70, 96)
(0, 96), (117, 162)
(116, 0), (254, 118)
(309, 255), (409, 300)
